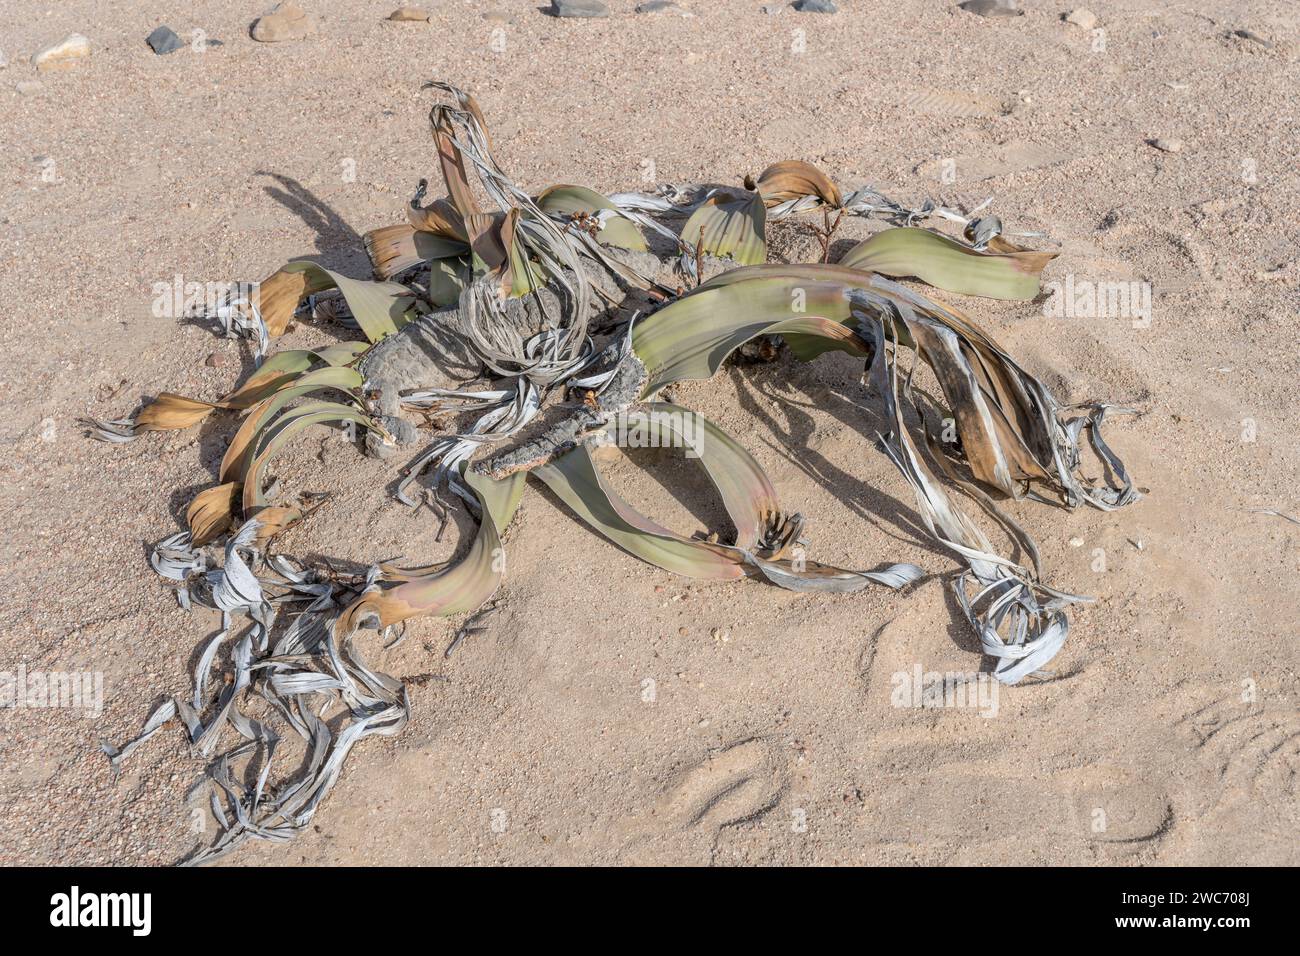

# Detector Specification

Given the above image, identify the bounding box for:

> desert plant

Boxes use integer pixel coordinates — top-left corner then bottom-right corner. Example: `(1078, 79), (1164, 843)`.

(92, 83), (1138, 862)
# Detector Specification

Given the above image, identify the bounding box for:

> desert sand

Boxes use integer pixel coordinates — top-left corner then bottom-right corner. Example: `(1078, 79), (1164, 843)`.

(0, 0), (1296, 866)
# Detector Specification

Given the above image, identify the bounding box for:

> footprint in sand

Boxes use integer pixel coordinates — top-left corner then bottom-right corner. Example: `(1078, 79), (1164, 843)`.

(614, 738), (787, 864)
(1178, 694), (1300, 803)
(1159, 689), (1300, 863)
(855, 597), (1175, 858)
(1068, 768), (1173, 845)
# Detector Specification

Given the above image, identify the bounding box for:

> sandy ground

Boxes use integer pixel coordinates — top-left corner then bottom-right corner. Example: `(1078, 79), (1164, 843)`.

(1, 0), (1297, 866)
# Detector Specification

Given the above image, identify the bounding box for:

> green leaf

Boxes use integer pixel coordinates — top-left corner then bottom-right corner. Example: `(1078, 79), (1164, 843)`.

(638, 402), (782, 551)
(680, 191), (767, 265)
(537, 184), (649, 252)
(338, 469), (526, 630)
(631, 270), (871, 392)
(240, 401), (377, 513)
(838, 227), (1056, 301)
(429, 255), (471, 307)
(219, 366), (364, 482)
(414, 230), (471, 262)
(533, 444), (746, 580)
(534, 425), (922, 591)
(282, 262), (417, 343)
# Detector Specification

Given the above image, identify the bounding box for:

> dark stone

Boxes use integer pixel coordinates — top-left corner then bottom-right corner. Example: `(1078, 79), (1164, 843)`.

(636, 1), (677, 11)
(1231, 29), (1274, 49)
(551, 0), (610, 18)
(794, 0), (837, 11)
(959, 0), (1022, 17)
(146, 25), (184, 55)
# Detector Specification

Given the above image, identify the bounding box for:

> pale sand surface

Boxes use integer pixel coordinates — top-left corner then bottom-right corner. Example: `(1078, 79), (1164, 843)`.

(0, 1), (1296, 865)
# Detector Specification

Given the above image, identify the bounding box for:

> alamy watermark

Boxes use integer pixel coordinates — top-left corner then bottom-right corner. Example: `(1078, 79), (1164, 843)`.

(590, 408), (704, 458)
(49, 886), (150, 936)
(151, 274), (261, 320)
(1, 664), (103, 718)
(1042, 275), (1152, 329)
(890, 663), (999, 718)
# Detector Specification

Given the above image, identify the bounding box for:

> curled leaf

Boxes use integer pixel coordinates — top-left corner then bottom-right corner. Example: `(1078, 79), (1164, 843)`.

(254, 266), (336, 338)
(363, 223), (469, 279)
(754, 160), (842, 209)
(839, 227), (1057, 301)
(534, 443), (746, 580)
(338, 469), (526, 631)
(408, 196), (468, 242)
(219, 365), (364, 482)
(240, 401), (379, 521)
(187, 482), (242, 546)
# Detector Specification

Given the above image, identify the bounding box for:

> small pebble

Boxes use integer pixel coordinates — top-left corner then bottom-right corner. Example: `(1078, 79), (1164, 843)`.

(678, 627), (688, 636)
(1064, 8), (1098, 30)
(1069, 537), (1085, 548)
(0, 49), (7, 70)
(635, 0), (679, 12)
(1149, 137), (1183, 153)
(32, 34), (92, 71)
(204, 352), (226, 368)
(959, 0), (1021, 17)
(550, 0), (610, 18)
(388, 6), (431, 21)
(146, 25), (183, 55)
(17, 80), (43, 96)
(795, 0), (837, 11)
(760, 3), (784, 13)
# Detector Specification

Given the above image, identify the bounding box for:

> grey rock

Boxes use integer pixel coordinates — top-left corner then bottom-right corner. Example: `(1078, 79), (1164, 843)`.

(146, 26), (184, 55)
(958, 0), (1021, 18)
(365, 415), (421, 459)
(551, 0), (610, 18)
(794, 0), (836, 11)
(0, 50), (7, 70)
(359, 313), (479, 420)
(1148, 137), (1183, 153)
(17, 80), (44, 96)
(636, 0), (678, 12)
